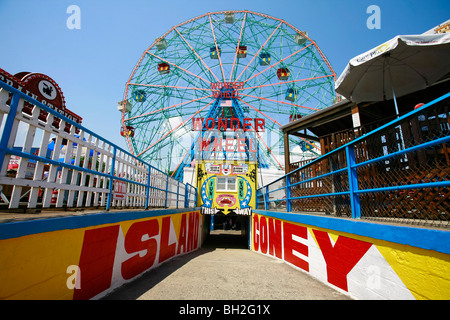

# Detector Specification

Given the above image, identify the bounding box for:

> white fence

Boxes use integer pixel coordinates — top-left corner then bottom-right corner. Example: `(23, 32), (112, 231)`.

(0, 80), (197, 210)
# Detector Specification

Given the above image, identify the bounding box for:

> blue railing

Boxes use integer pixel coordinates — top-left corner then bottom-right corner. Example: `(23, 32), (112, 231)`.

(0, 80), (197, 210)
(258, 91), (450, 228)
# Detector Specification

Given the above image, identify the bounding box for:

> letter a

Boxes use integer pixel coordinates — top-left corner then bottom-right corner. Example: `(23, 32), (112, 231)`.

(66, 5), (81, 30)
(366, 5), (381, 30)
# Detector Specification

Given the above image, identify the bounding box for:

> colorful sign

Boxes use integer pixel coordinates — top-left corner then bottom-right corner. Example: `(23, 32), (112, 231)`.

(0, 67), (82, 127)
(197, 161), (256, 216)
(113, 173), (127, 201)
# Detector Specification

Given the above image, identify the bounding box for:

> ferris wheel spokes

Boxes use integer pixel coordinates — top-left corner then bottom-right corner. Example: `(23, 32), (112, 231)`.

(174, 27), (221, 83)
(124, 95), (213, 122)
(208, 14), (226, 82)
(243, 43), (315, 84)
(136, 99), (215, 157)
(228, 11), (248, 83)
(146, 51), (212, 86)
(234, 21), (283, 83)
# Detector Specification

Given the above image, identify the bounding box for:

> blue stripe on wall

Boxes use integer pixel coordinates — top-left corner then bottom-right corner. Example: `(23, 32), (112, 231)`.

(0, 208), (201, 240)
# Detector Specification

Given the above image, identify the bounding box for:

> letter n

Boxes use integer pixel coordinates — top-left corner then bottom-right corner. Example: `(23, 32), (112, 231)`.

(187, 211), (199, 251)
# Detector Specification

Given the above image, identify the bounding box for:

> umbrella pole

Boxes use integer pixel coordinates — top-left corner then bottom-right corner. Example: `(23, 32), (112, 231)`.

(391, 87), (406, 152)
(392, 88), (400, 117)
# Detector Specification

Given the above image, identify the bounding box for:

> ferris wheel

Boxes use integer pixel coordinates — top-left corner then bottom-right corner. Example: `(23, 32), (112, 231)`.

(119, 10), (337, 179)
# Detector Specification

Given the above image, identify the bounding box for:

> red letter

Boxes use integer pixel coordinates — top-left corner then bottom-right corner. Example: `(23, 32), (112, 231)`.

(312, 230), (372, 291)
(268, 218), (282, 259)
(243, 118), (252, 131)
(218, 118), (227, 131)
(159, 216), (176, 263)
(255, 118), (265, 132)
(230, 118), (240, 131)
(225, 138), (234, 152)
(205, 118), (215, 130)
(237, 138), (246, 152)
(259, 216), (268, 254)
(121, 219), (159, 280)
(213, 137), (222, 151)
(253, 214), (260, 251)
(192, 118), (203, 131)
(74, 225), (120, 300)
(187, 212), (199, 251)
(248, 138), (257, 152)
(177, 214), (187, 255)
(199, 137), (211, 151)
(283, 222), (309, 272)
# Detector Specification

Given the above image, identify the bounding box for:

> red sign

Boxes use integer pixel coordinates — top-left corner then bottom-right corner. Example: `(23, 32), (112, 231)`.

(113, 179), (127, 200)
(192, 117), (265, 132)
(0, 67), (82, 131)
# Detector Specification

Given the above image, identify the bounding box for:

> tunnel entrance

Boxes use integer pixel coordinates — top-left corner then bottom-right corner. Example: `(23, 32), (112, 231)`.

(203, 215), (250, 250)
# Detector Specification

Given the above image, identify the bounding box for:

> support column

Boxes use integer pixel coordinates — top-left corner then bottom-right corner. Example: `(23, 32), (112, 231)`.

(284, 132), (290, 174)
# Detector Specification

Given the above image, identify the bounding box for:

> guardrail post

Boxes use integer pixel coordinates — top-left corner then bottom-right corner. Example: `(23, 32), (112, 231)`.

(0, 92), (20, 171)
(176, 180), (180, 209)
(165, 175), (169, 208)
(346, 145), (361, 219)
(106, 146), (117, 211)
(286, 175), (292, 212)
(184, 183), (190, 208)
(145, 164), (151, 209)
(264, 185), (269, 210)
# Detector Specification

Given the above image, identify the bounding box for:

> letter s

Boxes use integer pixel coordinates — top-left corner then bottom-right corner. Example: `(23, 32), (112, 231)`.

(121, 219), (159, 280)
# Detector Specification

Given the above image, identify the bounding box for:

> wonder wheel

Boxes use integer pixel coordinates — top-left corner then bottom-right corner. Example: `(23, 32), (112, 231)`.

(119, 10), (337, 179)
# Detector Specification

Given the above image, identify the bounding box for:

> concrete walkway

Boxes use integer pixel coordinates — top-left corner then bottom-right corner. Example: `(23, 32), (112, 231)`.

(103, 230), (351, 300)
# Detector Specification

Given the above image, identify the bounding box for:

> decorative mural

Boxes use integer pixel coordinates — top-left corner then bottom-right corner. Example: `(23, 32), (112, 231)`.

(197, 161), (256, 216)
(251, 212), (450, 300)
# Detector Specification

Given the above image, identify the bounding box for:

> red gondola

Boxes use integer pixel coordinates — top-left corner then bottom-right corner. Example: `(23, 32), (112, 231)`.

(158, 63), (170, 74)
(277, 68), (290, 80)
(120, 126), (135, 137)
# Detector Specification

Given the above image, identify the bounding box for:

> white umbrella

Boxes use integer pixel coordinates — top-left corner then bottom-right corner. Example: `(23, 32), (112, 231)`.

(335, 33), (450, 110)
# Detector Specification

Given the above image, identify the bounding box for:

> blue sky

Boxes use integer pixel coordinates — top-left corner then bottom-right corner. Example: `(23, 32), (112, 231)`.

(0, 0), (449, 151)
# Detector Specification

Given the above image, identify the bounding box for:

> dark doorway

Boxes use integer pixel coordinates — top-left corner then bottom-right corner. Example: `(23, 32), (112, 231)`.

(203, 215), (250, 249)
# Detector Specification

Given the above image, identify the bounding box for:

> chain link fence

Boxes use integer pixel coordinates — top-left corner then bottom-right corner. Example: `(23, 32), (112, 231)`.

(258, 92), (450, 229)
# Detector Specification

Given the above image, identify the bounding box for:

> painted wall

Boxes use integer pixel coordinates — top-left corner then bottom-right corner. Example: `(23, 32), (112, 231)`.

(197, 161), (256, 216)
(0, 209), (205, 300)
(252, 210), (450, 300)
